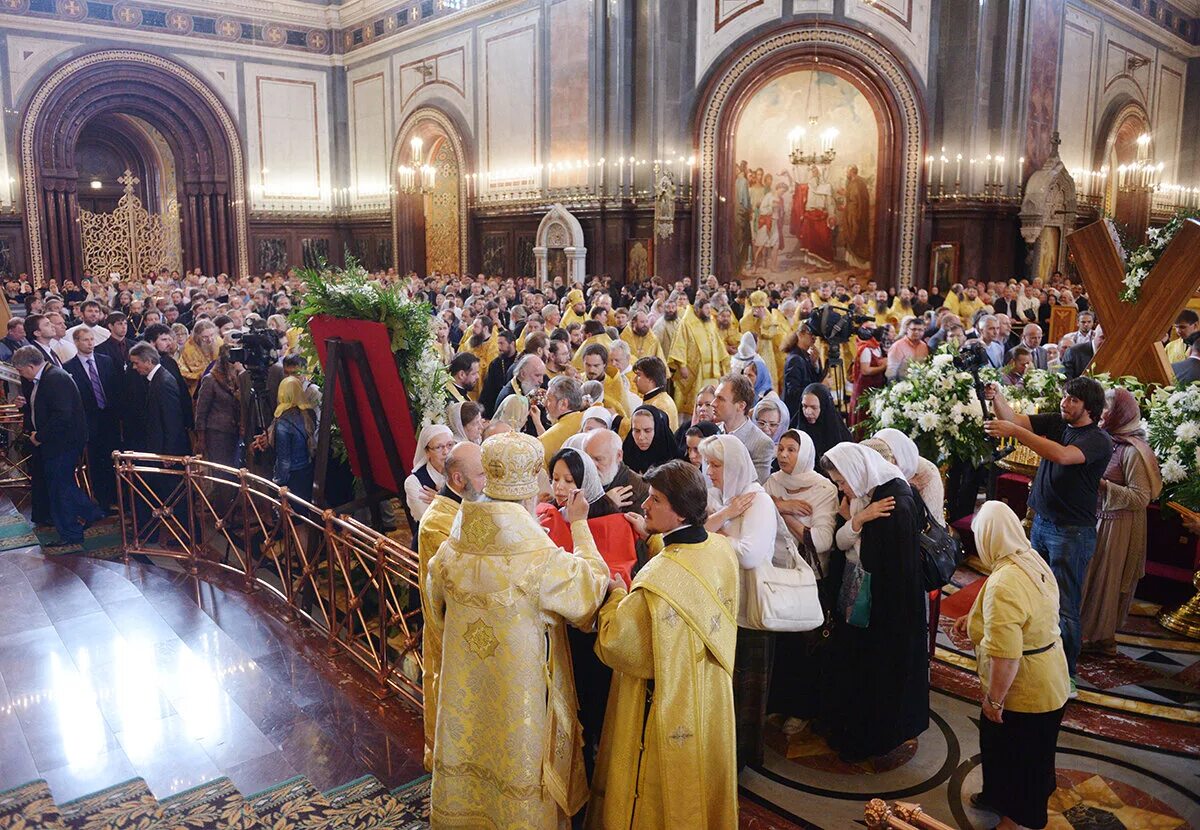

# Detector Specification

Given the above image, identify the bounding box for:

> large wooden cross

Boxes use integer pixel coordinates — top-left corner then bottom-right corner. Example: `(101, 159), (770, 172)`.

(1066, 217), (1200, 386)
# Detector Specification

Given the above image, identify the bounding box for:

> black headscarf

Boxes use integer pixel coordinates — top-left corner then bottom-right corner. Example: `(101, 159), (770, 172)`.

(675, 419), (719, 454)
(623, 405), (680, 474)
(790, 382), (852, 459)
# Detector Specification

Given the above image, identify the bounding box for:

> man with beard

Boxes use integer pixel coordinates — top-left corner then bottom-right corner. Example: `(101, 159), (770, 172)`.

(463, 316), (498, 398)
(562, 288), (588, 327)
(446, 352), (481, 403)
(585, 428), (648, 517)
(479, 328), (517, 418)
(494, 354), (547, 433)
(545, 337), (574, 379)
(581, 342), (632, 421)
(652, 293), (682, 361)
(668, 297), (729, 420)
(572, 319), (614, 370)
(620, 311), (665, 362)
(566, 322), (585, 350)
(418, 441), (486, 772)
(715, 305), (741, 356)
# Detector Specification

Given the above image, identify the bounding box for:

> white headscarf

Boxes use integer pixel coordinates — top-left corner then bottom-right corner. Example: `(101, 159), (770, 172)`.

(580, 406), (614, 431)
(822, 441), (905, 499)
(875, 428), (920, 480)
(754, 393), (791, 442)
(495, 394), (530, 429)
(773, 429), (824, 491)
(412, 424), (454, 472)
(562, 432), (591, 453)
(446, 402), (478, 444)
(971, 501), (1060, 608)
(700, 434), (762, 506)
(556, 447), (606, 506)
(735, 331), (759, 361)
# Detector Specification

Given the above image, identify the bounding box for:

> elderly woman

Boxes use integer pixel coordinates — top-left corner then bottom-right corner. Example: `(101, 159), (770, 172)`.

(1081, 388), (1162, 654)
(820, 442), (928, 762)
(402, 424), (456, 534)
(699, 434), (795, 769)
(954, 501), (1069, 830)
(875, 427), (946, 526)
(752, 394), (791, 443)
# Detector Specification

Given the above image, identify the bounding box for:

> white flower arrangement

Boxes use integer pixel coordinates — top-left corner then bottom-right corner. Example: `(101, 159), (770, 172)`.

(1120, 211), (1199, 303)
(862, 345), (992, 465)
(1147, 381), (1200, 511)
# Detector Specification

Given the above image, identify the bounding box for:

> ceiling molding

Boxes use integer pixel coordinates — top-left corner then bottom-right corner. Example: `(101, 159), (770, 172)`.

(1083, 0), (1200, 55)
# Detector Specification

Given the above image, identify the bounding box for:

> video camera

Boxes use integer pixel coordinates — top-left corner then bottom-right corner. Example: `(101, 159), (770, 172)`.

(805, 303), (875, 366)
(226, 318), (283, 372)
(952, 340), (990, 374)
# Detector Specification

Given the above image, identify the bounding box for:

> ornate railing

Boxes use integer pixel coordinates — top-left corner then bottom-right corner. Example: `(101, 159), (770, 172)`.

(112, 452), (424, 707)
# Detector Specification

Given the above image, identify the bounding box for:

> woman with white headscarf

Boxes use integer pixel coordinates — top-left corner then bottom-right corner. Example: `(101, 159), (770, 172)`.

(818, 442), (928, 762)
(446, 401), (484, 444)
(698, 433), (792, 769)
(753, 394), (791, 443)
(402, 424), (455, 533)
(580, 405), (615, 432)
(953, 501), (1068, 830)
(875, 427), (946, 526)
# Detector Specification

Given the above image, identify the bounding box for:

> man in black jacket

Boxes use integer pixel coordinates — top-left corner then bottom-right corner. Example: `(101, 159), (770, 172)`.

(129, 342), (190, 545)
(478, 328), (517, 418)
(143, 322), (194, 434)
(12, 346), (104, 547)
(1062, 325), (1102, 380)
(64, 328), (122, 509)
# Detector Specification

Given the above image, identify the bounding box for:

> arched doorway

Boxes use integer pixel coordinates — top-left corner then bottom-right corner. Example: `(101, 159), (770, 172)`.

(391, 108), (468, 276)
(1097, 102), (1152, 244)
(21, 50), (248, 285)
(533, 204), (586, 286)
(695, 24), (924, 287)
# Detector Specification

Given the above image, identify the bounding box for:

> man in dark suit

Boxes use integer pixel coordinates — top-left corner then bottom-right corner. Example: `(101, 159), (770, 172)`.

(64, 328), (122, 509)
(95, 311), (131, 368)
(1006, 322), (1049, 371)
(129, 342), (190, 544)
(1172, 340), (1200, 384)
(1062, 338), (1095, 380)
(142, 322), (193, 435)
(11, 346), (104, 547)
(25, 313), (63, 368)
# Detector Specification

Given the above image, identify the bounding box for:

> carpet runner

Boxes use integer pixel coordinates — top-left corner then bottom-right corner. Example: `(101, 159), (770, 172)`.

(0, 773), (432, 830)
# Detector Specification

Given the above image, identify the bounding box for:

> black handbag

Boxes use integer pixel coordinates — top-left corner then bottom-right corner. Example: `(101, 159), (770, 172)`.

(918, 500), (962, 591)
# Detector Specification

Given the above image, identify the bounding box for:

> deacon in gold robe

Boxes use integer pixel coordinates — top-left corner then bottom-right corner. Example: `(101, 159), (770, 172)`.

(426, 432), (611, 829)
(631, 355), (679, 431)
(416, 442), (486, 773)
(620, 311), (666, 363)
(716, 305), (742, 357)
(572, 320), (616, 371)
(587, 460), (739, 830)
(462, 317), (499, 399)
(651, 294), (683, 361)
(668, 298), (729, 418)
(739, 290), (783, 390)
(562, 288), (589, 328)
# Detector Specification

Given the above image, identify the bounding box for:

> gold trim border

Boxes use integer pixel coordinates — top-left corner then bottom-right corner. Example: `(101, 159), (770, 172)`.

(22, 49), (249, 284)
(391, 106), (469, 276)
(695, 27), (922, 287)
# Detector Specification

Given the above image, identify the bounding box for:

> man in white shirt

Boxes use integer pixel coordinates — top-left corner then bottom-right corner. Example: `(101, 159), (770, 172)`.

(46, 311), (76, 365)
(65, 300), (112, 347)
(713, 372), (773, 483)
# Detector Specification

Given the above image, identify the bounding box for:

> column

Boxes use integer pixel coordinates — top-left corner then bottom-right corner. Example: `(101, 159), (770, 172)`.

(533, 246), (548, 286)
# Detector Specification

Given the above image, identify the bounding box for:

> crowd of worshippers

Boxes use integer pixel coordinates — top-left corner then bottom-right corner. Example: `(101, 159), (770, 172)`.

(0, 270), (321, 547)
(407, 270), (1193, 830)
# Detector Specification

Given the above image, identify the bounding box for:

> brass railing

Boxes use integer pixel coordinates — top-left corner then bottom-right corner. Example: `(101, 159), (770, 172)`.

(112, 451), (424, 707)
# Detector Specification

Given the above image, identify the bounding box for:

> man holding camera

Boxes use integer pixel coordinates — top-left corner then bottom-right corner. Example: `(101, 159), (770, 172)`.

(983, 377), (1113, 688)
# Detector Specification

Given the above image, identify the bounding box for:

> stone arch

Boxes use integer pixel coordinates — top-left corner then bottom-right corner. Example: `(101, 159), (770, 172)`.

(21, 49), (247, 284)
(534, 204), (586, 286)
(391, 106), (469, 275)
(694, 23), (925, 287)
(1095, 99), (1152, 240)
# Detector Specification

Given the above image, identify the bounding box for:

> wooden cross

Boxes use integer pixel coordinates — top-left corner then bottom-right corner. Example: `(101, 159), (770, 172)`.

(1066, 217), (1200, 386)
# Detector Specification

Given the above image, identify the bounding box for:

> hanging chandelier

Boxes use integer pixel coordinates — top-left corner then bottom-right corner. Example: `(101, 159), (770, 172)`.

(398, 136), (437, 195)
(789, 29), (838, 168)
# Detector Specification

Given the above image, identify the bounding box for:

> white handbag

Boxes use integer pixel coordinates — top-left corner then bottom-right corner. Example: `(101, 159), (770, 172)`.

(743, 532), (825, 632)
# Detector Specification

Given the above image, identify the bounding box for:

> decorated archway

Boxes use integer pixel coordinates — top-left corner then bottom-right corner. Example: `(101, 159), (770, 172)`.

(534, 204), (586, 286)
(695, 24), (924, 287)
(391, 107), (468, 276)
(1096, 101), (1152, 244)
(21, 50), (247, 284)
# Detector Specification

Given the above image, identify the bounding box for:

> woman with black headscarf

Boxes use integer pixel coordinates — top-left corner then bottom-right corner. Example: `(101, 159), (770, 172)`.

(622, 405), (680, 474)
(791, 382), (852, 459)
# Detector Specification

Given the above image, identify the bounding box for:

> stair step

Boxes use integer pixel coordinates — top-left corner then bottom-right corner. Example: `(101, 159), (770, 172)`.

(247, 776), (338, 830)
(0, 779), (66, 830)
(324, 776), (414, 829)
(160, 776), (268, 830)
(58, 777), (167, 830)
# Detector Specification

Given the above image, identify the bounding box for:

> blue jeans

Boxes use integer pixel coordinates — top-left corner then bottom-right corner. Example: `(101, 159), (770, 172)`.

(1030, 514), (1097, 677)
(42, 447), (105, 545)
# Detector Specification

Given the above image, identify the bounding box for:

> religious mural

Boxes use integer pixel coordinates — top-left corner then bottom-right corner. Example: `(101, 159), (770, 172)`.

(731, 69), (879, 282)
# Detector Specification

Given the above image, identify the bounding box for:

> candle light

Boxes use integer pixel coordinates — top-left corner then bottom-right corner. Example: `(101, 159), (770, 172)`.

(687, 156), (695, 198)
(925, 154), (934, 188)
(939, 154), (947, 191)
(598, 158), (605, 196)
(996, 156), (1005, 191)
(954, 154), (962, 190)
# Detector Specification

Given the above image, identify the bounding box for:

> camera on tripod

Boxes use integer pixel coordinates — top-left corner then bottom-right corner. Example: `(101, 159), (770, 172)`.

(805, 303), (875, 366)
(952, 340), (990, 374)
(227, 319), (283, 373)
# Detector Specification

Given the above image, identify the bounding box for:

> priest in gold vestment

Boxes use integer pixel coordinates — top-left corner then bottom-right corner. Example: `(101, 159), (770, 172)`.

(416, 442), (486, 773)
(425, 432), (611, 829)
(668, 297), (729, 418)
(587, 460), (739, 829)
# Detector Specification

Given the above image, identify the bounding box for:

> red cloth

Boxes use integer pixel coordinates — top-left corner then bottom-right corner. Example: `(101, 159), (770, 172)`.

(798, 209), (835, 262)
(536, 503), (637, 583)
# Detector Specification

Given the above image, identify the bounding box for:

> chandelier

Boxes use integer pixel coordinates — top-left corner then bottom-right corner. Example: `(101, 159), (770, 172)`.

(1117, 133), (1162, 194)
(398, 136), (437, 195)
(788, 48), (838, 167)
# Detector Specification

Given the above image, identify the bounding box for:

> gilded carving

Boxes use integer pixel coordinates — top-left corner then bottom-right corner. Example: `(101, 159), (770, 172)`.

(425, 139), (461, 276)
(79, 170), (182, 277)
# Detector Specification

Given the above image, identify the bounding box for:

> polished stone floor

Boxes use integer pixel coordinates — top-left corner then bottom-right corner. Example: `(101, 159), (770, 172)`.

(0, 546), (428, 804)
